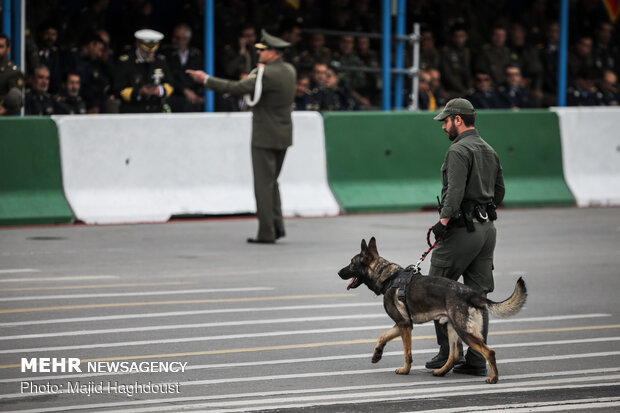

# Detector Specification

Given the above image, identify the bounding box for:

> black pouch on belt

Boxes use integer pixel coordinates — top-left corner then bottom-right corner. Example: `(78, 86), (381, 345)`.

(460, 200), (476, 232)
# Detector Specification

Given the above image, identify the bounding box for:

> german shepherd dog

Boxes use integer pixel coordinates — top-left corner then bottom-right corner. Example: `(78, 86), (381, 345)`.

(338, 237), (527, 384)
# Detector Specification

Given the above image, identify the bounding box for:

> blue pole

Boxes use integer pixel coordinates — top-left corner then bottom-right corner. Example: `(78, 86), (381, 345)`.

(204, 0), (214, 112)
(381, 0), (391, 111)
(2, 0), (11, 60)
(557, 0), (569, 107)
(12, 0), (20, 68)
(393, 0), (405, 109)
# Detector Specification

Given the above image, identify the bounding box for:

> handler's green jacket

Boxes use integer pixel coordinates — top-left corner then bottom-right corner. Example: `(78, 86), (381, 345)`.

(205, 57), (296, 149)
(439, 128), (505, 219)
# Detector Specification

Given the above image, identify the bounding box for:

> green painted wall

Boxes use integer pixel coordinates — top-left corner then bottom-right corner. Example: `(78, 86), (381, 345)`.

(323, 110), (575, 213)
(0, 118), (73, 225)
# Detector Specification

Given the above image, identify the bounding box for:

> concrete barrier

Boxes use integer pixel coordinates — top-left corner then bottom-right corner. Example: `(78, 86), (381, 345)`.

(552, 107), (620, 207)
(0, 118), (73, 225)
(322, 110), (575, 213)
(54, 112), (339, 224)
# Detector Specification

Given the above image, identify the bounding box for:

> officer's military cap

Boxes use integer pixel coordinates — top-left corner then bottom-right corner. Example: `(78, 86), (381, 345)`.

(135, 29), (164, 52)
(433, 97), (475, 121)
(254, 29), (291, 50)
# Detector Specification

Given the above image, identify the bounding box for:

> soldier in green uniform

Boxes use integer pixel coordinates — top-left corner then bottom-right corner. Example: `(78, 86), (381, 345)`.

(424, 98), (505, 376)
(113, 29), (174, 113)
(25, 65), (54, 116)
(187, 30), (296, 244)
(0, 33), (25, 116)
(53, 72), (87, 115)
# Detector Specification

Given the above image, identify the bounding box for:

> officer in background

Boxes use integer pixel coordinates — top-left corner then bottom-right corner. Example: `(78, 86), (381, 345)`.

(187, 30), (296, 244)
(0, 33), (24, 116)
(25, 65), (54, 115)
(113, 29), (174, 113)
(53, 72), (86, 114)
(425, 98), (505, 376)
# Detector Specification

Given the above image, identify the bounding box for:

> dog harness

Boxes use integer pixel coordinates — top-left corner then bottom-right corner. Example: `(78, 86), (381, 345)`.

(389, 265), (419, 304)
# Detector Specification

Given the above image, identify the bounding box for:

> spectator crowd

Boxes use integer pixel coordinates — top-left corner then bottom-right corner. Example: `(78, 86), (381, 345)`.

(0, 0), (618, 116)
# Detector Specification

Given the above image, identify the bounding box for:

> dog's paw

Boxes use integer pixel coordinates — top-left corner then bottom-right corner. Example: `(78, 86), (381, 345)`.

(395, 367), (410, 375)
(485, 376), (498, 384)
(432, 369), (447, 377)
(371, 349), (383, 363)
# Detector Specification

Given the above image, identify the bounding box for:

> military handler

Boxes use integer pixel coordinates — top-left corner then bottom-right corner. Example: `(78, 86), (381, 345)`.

(187, 30), (296, 244)
(0, 33), (24, 116)
(113, 29), (174, 113)
(425, 98), (505, 376)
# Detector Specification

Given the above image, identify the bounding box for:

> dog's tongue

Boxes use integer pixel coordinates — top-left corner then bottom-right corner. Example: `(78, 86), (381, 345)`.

(347, 277), (358, 290)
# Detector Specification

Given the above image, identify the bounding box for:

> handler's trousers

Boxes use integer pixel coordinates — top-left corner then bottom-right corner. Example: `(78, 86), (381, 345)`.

(428, 221), (496, 366)
(251, 146), (287, 241)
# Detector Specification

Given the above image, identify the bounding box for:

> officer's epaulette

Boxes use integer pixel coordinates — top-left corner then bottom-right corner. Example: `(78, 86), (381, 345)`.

(55, 95), (64, 102)
(119, 54), (129, 62)
(157, 54), (166, 61)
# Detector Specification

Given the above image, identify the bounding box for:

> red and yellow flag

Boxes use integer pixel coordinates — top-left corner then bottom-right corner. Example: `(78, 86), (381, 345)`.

(602, 0), (620, 22)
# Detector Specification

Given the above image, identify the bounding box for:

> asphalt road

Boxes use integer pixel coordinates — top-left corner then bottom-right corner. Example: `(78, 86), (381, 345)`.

(0, 206), (619, 412)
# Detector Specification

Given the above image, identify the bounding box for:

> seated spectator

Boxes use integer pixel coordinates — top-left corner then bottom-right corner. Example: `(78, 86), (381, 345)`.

(298, 33), (332, 70)
(0, 33), (25, 116)
(331, 35), (367, 101)
(427, 68), (448, 108)
(25, 65), (54, 115)
(221, 25), (258, 80)
(539, 21), (560, 107)
(294, 72), (316, 110)
(279, 18), (303, 67)
(113, 29), (174, 113)
(566, 67), (605, 106)
(65, 34), (111, 113)
(416, 70), (437, 110)
(53, 72), (86, 114)
(165, 23), (204, 112)
(600, 69), (619, 106)
(592, 21), (618, 77)
(34, 20), (63, 94)
(439, 23), (472, 98)
(356, 36), (380, 105)
(508, 21), (543, 105)
(466, 70), (505, 109)
(497, 64), (533, 108)
(322, 65), (357, 111)
(568, 35), (595, 82)
(419, 29), (440, 70)
(475, 24), (511, 86)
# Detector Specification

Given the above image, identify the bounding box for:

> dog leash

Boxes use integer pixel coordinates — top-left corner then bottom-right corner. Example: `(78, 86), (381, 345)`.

(411, 227), (439, 273)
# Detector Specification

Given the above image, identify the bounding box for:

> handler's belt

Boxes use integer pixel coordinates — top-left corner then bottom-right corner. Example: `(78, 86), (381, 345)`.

(451, 200), (497, 232)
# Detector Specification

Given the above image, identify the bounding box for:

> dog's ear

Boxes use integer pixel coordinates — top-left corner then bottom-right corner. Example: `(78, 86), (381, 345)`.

(361, 238), (368, 252)
(368, 237), (379, 258)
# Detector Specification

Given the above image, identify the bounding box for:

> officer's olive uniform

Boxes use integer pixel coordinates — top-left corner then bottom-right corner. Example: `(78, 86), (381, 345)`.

(0, 58), (24, 114)
(205, 57), (296, 241)
(53, 93), (87, 114)
(430, 128), (505, 366)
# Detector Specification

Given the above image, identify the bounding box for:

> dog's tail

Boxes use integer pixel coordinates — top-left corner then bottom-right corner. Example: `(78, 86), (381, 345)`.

(486, 277), (527, 318)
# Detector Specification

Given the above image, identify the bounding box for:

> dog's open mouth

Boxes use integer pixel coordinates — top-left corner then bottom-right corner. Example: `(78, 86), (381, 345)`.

(347, 277), (362, 290)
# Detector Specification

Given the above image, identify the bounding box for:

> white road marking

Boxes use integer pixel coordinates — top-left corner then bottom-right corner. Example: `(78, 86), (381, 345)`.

(409, 397), (620, 412)
(0, 287), (274, 302)
(0, 269), (39, 274)
(2, 373), (618, 412)
(0, 313), (611, 340)
(0, 302), (382, 327)
(0, 276), (119, 282)
(3, 338), (617, 384)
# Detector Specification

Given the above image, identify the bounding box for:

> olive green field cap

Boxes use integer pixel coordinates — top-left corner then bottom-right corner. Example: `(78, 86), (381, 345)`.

(255, 29), (291, 49)
(433, 97), (475, 121)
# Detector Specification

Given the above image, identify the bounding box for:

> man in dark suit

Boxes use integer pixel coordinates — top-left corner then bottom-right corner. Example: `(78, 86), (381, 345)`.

(187, 30), (297, 244)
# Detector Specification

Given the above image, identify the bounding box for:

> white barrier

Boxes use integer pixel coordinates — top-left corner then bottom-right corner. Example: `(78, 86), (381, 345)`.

(54, 112), (340, 224)
(552, 107), (620, 207)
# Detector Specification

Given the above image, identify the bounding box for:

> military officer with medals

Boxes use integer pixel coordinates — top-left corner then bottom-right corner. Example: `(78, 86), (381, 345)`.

(187, 30), (297, 244)
(113, 29), (174, 113)
(0, 33), (25, 116)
